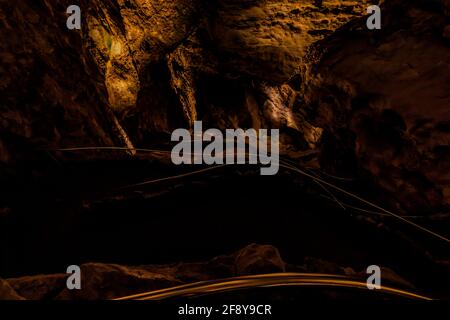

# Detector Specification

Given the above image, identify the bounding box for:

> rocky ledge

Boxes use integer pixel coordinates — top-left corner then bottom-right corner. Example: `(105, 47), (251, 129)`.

(0, 244), (413, 300)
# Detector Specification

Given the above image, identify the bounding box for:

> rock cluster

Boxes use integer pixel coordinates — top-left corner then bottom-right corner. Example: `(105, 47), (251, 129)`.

(1, 244), (411, 300)
(1, 1), (448, 214)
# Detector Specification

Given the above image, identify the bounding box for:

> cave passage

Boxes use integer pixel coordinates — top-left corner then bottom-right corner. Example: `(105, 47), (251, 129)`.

(1, 159), (448, 297)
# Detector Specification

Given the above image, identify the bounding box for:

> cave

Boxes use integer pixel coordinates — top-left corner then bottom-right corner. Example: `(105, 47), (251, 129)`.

(0, 0), (449, 306)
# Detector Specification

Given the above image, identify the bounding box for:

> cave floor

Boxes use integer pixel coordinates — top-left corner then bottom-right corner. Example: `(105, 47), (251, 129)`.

(1, 158), (449, 298)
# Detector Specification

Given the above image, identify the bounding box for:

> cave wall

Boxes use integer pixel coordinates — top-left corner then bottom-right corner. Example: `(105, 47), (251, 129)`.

(300, 0), (450, 214)
(0, 0), (372, 155)
(1, 0), (449, 215)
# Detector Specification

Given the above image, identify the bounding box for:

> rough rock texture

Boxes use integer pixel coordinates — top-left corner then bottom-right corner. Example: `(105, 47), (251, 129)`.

(0, 0), (204, 171)
(210, 0), (373, 83)
(3, 244), (285, 300)
(0, 0), (120, 169)
(2, 1), (448, 215)
(0, 0), (375, 165)
(234, 243), (286, 275)
(299, 0), (450, 214)
(2, 244), (410, 300)
(6, 274), (67, 300)
(1, 0), (449, 300)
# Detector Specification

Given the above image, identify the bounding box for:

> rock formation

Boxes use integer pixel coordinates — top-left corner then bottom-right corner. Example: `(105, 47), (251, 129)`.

(1, 244), (412, 300)
(0, 0), (449, 300)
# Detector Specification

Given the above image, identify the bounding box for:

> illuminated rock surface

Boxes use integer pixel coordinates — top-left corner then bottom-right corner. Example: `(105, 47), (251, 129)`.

(0, 0), (449, 300)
